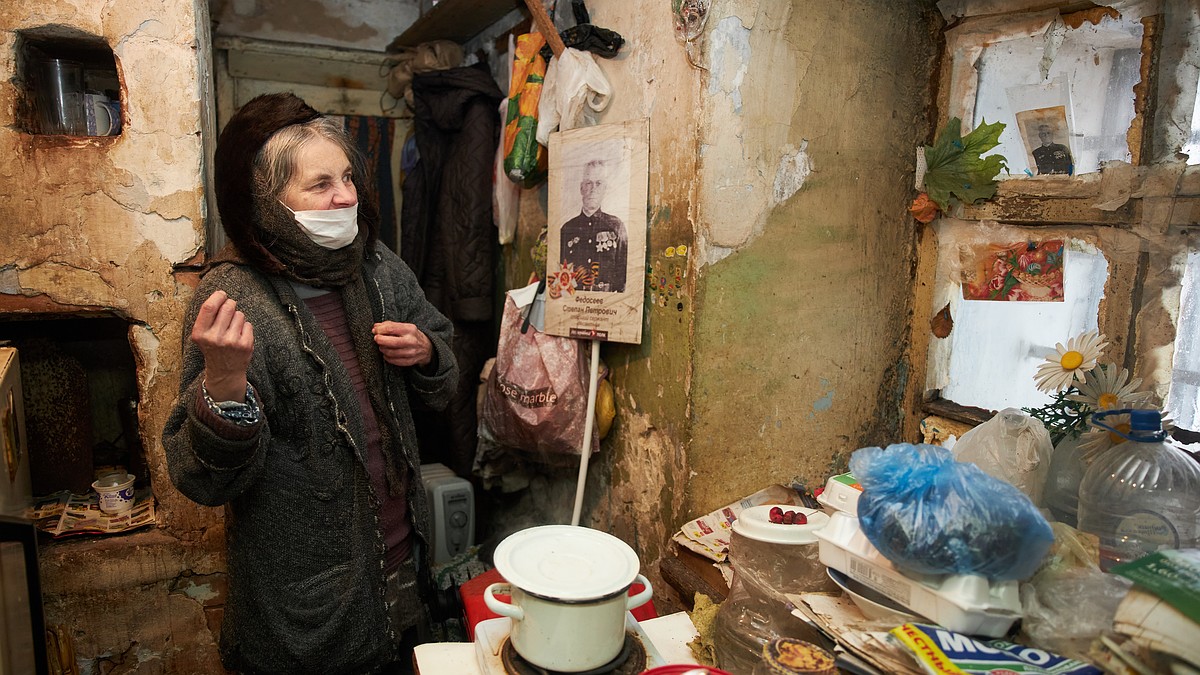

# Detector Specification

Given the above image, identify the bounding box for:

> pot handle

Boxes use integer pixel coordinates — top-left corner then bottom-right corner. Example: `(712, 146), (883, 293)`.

(625, 574), (653, 611)
(483, 582), (524, 622)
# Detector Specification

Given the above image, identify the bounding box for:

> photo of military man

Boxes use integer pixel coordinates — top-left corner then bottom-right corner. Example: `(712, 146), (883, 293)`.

(559, 159), (628, 293)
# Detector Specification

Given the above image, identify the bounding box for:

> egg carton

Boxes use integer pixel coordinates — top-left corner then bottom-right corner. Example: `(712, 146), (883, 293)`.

(813, 511), (1021, 638)
(816, 471), (862, 516)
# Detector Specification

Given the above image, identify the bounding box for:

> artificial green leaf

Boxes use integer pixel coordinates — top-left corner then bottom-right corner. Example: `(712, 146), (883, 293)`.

(923, 117), (1008, 211)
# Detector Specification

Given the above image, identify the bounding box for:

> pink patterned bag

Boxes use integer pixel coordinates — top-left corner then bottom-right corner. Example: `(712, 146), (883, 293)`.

(478, 292), (599, 465)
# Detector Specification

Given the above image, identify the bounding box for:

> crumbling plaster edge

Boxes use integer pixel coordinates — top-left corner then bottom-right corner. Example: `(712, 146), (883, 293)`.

(692, 7), (813, 270)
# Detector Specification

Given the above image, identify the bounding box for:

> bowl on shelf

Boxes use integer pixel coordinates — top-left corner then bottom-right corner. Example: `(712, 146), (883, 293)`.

(826, 568), (923, 625)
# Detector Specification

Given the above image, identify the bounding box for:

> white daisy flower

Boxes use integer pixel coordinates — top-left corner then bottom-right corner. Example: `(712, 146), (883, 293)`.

(1034, 330), (1108, 393)
(1066, 363), (1149, 410)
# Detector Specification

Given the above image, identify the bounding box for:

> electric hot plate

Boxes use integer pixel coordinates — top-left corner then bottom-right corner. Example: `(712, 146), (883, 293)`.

(498, 632), (647, 675)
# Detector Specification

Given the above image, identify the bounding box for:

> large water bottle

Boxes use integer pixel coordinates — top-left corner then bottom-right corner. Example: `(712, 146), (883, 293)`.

(1077, 409), (1200, 571)
(1043, 433), (1087, 527)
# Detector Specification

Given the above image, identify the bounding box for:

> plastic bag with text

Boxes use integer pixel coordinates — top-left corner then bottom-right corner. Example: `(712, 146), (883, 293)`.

(477, 290), (599, 468)
(851, 443), (1054, 581)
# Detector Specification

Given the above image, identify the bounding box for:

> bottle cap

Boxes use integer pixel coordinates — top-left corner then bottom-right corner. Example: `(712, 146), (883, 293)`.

(1129, 409), (1162, 432)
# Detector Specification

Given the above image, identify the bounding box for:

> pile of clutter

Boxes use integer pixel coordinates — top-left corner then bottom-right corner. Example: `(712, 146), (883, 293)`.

(672, 408), (1200, 675)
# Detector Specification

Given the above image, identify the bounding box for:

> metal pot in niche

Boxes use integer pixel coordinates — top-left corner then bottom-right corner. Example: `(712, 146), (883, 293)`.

(484, 525), (653, 672)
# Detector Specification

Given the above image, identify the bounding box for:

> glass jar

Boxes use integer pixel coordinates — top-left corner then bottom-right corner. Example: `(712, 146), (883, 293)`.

(713, 506), (837, 675)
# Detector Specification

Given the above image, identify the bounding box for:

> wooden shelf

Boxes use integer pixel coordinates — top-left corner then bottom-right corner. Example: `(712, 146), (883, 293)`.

(387, 0), (525, 50)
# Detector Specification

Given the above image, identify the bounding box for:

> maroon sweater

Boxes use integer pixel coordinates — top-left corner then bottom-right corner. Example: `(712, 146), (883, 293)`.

(304, 293), (413, 571)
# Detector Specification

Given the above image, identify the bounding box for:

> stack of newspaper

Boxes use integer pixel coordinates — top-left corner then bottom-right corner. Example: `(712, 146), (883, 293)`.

(31, 489), (155, 537)
(1094, 550), (1200, 673)
(672, 483), (804, 563)
(788, 592), (923, 675)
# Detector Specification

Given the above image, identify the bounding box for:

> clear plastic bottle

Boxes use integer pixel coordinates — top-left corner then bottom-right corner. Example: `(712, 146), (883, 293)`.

(1077, 409), (1200, 571)
(1044, 433), (1087, 527)
(713, 506), (836, 675)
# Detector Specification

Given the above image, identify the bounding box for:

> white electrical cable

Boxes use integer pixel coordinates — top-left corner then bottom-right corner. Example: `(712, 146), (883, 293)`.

(570, 339), (601, 526)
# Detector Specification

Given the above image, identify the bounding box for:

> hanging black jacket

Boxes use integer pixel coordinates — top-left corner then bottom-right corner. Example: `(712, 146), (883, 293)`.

(401, 62), (504, 477)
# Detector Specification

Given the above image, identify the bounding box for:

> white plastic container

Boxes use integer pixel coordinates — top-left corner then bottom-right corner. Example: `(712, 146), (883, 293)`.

(813, 512), (1021, 637)
(816, 472), (862, 516)
(92, 472), (135, 514)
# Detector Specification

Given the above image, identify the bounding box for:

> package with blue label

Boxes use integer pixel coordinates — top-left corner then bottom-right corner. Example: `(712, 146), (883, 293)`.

(889, 623), (1102, 675)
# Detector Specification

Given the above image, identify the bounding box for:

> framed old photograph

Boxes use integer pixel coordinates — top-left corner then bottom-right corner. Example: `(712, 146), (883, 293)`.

(545, 119), (649, 344)
(1015, 106), (1074, 176)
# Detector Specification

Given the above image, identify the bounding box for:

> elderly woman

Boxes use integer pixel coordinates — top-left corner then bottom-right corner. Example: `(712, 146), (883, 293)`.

(163, 93), (457, 674)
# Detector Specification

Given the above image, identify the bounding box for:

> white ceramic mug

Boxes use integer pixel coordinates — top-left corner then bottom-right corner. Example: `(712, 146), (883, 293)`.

(84, 93), (118, 136)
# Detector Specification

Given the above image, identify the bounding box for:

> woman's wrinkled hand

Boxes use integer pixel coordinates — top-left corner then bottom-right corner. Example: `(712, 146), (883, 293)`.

(191, 290), (254, 402)
(373, 321), (432, 368)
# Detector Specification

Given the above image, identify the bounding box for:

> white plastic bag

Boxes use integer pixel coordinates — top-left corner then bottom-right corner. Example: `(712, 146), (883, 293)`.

(535, 48), (612, 144)
(952, 408), (1053, 506)
(1019, 522), (1132, 661)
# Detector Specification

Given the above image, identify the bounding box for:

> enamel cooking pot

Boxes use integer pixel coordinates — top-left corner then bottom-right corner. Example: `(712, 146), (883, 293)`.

(484, 525), (653, 672)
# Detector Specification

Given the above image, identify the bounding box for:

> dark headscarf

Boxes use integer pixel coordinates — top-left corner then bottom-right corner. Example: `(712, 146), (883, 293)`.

(213, 92), (380, 288)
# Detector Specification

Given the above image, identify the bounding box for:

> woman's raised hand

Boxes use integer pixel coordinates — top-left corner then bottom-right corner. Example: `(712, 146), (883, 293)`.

(191, 290), (254, 402)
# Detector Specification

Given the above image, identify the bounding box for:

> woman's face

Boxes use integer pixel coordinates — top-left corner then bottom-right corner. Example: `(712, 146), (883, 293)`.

(279, 137), (357, 211)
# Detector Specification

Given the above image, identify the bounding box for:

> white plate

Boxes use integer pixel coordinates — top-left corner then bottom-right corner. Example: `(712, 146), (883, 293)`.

(826, 568), (922, 624)
(492, 525), (640, 602)
(732, 505), (829, 544)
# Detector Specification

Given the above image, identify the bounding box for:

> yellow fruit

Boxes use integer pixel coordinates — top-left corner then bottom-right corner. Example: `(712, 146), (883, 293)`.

(596, 378), (615, 439)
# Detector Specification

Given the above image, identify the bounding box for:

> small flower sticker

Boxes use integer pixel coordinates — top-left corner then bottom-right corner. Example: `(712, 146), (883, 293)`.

(1034, 330), (1107, 393)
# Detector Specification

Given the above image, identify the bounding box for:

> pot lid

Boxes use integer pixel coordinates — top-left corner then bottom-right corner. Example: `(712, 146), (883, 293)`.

(732, 505), (829, 544)
(492, 525), (640, 602)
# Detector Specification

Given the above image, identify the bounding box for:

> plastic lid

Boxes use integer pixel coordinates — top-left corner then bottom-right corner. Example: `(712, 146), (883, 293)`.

(732, 505), (829, 545)
(92, 473), (134, 489)
(491, 525), (640, 602)
(1129, 409), (1162, 432)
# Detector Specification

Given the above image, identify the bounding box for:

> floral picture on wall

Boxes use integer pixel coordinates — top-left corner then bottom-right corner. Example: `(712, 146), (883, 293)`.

(963, 239), (1065, 302)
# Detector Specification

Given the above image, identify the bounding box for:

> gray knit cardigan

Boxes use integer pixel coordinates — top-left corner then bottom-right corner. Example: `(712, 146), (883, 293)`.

(163, 246), (458, 674)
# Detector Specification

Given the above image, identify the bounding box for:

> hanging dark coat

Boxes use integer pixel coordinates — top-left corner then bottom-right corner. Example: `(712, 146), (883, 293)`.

(401, 62), (504, 477)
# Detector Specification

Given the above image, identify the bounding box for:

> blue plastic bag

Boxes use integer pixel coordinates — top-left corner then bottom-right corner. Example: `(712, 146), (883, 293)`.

(849, 443), (1054, 581)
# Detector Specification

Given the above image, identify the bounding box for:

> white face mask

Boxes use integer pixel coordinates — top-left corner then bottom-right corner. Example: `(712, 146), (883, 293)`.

(280, 201), (359, 250)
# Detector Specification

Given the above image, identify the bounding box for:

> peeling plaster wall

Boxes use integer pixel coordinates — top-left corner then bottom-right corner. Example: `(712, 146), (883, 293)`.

(581, 3), (699, 584)
(1, 0), (225, 671)
(688, 0), (939, 511)
(486, 1), (701, 609)
(485, 0), (938, 607)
